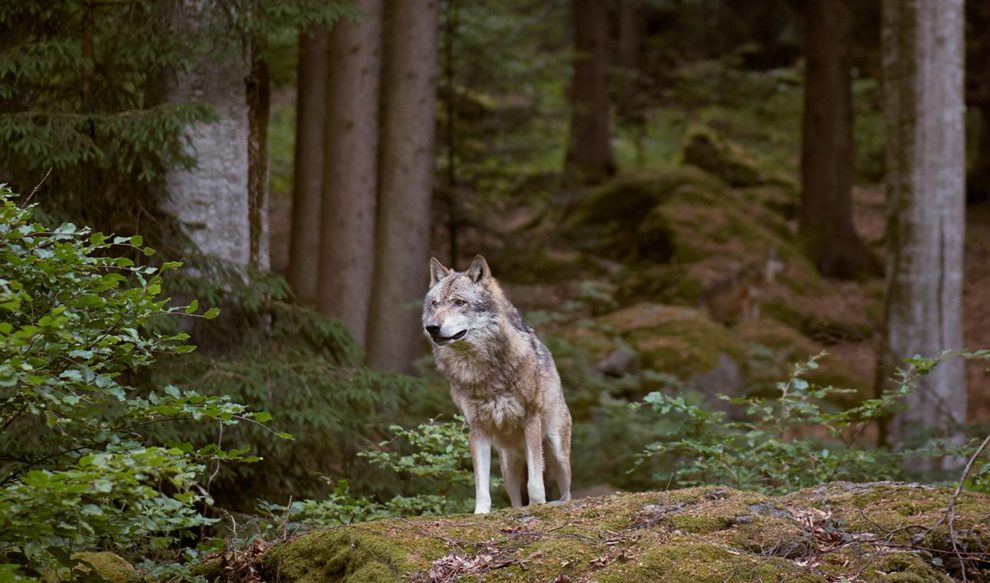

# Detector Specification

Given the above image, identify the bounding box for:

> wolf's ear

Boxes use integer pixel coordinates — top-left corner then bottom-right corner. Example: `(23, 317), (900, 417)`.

(465, 255), (491, 284)
(429, 257), (451, 286)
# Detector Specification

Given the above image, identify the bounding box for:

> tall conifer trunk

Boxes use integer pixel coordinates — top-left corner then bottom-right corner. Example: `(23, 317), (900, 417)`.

(564, 0), (615, 184)
(366, 0), (440, 372)
(317, 0), (383, 346)
(878, 0), (966, 462)
(288, 27), (329, 306)
(799, 0), (875, 279)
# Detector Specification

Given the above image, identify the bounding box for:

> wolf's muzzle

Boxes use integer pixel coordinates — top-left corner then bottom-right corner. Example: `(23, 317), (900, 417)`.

(426, 327), (467, 344)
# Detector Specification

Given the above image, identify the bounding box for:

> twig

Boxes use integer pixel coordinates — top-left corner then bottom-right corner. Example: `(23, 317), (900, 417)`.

(944, 432), (990, 583)
(24, 167), (53, 204)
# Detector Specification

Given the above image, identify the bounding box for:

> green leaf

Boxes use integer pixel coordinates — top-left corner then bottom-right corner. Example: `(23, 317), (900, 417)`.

(185, 299), (199, 315)
(254, 411), (272, 423)
(203, 307), (220, 320)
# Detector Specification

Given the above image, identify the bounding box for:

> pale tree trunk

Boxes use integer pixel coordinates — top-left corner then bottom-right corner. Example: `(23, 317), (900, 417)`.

(366, 0), (440, 373)
(163, 2), (267, 269)
(288, 26), (329, 306)
(878, 0), (966, 464)
(565, 0), (615, 184)
(799, 0), (876, 279)
(317, 0), (383, 346)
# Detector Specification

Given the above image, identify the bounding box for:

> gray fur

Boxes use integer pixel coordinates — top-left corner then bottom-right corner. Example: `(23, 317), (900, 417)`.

(423, 255), (572, 514)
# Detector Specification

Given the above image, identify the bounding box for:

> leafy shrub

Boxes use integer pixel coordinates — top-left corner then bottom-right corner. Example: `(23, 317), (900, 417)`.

(0, 187), (272, 579)
(636, 351), (990, 494)
(269, 418), (481, 528)
(145, 254), (446, 508)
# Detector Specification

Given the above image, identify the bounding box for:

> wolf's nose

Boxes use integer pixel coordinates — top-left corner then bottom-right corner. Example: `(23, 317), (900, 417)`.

(425, 324), (441, 335)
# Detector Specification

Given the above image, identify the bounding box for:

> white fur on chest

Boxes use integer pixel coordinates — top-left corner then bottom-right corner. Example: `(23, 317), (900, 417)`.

(451, 386), (526, 435)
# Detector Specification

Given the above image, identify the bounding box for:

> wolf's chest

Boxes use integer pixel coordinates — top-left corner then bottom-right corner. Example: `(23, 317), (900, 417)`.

(453, 386), (526, 432)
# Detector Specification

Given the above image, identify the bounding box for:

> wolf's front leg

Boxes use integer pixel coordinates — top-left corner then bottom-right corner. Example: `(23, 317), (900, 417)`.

(469, 428), (492, 514)
(523, 415), (546, 505)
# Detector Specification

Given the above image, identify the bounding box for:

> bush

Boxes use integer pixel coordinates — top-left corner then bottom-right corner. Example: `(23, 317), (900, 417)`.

(267, 417), (483, 529)
(635, 351), (990, 494)
(0, 186), (273, 580)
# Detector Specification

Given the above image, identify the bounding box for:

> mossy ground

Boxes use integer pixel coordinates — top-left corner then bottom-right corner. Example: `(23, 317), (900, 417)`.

(252, 482), (990, 582)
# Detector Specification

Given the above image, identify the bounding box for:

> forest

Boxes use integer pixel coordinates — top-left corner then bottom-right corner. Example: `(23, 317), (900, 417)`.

(1, 0), (990, 581)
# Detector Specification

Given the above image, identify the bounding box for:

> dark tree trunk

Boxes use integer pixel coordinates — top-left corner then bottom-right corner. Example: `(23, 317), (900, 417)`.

(799, 0), (875, 280)
(967, 0), (990, 205)
(565, 0), (615, 184)
(246, 36), (270, 271)
(366, 0), (440, 373)
(288, 26), (328, 306)
(615, 0), (643, 74)
(317, 0), (383, 347)
(877, 0), (966, 466)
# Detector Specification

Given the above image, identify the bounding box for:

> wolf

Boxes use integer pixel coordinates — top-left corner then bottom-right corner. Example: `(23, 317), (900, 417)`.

(423, 255), (572, 514)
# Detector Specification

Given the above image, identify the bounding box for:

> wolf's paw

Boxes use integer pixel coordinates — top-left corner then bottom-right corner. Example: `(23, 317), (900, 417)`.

(474, 505), (491, 514)
(545, 500), (569, 508)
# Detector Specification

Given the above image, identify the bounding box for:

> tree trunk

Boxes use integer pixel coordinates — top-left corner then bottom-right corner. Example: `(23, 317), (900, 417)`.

(317, 0), (383, 347)
(615, 0), (642, 74)
(878, 0), (966, 464)
(799, 0), (876, 279)
(162, 2), (264, 268)
(614, 0), (645, 131)
(246, 36), (270, 271)
(288, 26), (328, 306)
(366, 0), (440, 373)
(565, 0), (615, 184)
(966, 0), (990, 205)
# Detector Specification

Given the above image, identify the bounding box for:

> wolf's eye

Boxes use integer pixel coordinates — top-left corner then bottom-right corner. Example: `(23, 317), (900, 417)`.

(431, 299), (438, 307)
(453, 299), (467, 307)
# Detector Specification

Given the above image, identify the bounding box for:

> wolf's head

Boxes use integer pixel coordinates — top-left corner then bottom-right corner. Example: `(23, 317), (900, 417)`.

(422, 255), (499, 347)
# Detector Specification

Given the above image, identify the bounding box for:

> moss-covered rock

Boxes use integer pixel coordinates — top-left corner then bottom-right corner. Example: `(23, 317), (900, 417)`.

(260, 530), (418, 583)
(43, 552), (140, 583)
(596, 303), (747, 381)
(682, 125), (764, 187)
(254, 482), (990, 582)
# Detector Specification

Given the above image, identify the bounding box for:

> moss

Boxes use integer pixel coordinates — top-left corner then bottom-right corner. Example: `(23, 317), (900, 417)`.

(597, 539), (824, 583)
(682, 125), (765, 187)
(597, 303), (746, 378)
(866, 552), (955, 582)
(43, 552), (139, 583)
(735, 318), (820, 363)
(786, 482), (990, 561)
(260, 482), (990, 582)
(260, 530), (419, 583)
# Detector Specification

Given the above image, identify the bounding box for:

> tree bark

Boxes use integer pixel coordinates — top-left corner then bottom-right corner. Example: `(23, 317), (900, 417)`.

(162, 2), (265, 269)
(317, 0), (383, 347)
(288, 26), (329, 306)
(246, 36), (270, 271)
(966, 0), (990, 205)
(366, 0), (440, 373)
(799, 0), (876, 279)
(565, 0), (615, 184)
(878, 0), (966, 463)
